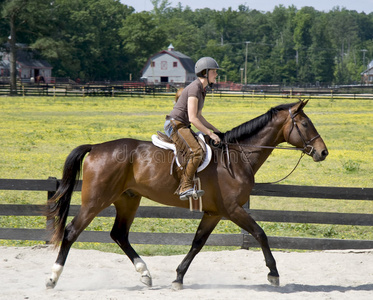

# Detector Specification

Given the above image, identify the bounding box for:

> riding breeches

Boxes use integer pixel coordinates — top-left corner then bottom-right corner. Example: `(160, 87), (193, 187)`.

(166, 119), (204, 193)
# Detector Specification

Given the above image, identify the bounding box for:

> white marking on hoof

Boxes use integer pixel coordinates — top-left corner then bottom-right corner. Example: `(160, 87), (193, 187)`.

(267, 274), (280, 286)
(46, 263), (63, 289)
(134, 258), (152, 287)
(171, 281), (183, 291)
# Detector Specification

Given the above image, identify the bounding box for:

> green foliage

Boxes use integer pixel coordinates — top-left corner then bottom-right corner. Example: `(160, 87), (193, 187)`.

(341, 159), (360, 173)
(1, 2), (373, 83)
(119, 12), (167, 76)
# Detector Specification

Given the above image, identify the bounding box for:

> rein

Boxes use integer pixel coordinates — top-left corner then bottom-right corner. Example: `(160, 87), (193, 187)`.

(222, 140), (306, 184)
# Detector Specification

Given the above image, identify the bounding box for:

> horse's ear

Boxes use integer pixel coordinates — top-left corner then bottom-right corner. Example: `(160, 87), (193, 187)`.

(291, 99), (308, 115)
(301, 99), (309, 109)
(290, 100), (303, 115)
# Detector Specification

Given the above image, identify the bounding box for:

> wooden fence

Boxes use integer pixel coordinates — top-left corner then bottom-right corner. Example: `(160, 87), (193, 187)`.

(0, 178), (372, 250)
(1, 82), (373, 100)
(0, 83), (178, 98)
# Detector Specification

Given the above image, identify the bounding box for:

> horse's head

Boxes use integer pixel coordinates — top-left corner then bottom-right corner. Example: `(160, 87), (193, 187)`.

(283, 100), (328, 162)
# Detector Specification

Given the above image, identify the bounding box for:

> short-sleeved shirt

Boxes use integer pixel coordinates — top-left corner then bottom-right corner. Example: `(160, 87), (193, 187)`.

(167, 79), (206, 126)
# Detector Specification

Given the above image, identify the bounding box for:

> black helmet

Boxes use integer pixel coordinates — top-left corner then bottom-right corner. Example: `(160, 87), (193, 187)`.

(195, 57), (221, 77)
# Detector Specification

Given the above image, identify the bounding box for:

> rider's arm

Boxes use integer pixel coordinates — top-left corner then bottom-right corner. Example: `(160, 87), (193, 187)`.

(188, 96), (220, 143)
(198, 114), (220, 133)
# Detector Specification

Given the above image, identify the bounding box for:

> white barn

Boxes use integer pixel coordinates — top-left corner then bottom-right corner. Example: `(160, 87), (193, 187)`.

(141, 44), (196, 84)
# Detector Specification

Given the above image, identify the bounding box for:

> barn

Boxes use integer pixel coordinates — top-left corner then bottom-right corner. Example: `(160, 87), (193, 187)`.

(0, 45), (53, 83)
(141, 44), (196, 85)
(361, 60), (373, 84)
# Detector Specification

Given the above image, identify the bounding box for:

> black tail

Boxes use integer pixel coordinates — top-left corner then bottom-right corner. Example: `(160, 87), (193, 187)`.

(47, 144), (92, 246)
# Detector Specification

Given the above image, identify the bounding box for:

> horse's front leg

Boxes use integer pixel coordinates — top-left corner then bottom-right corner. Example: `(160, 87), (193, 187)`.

(172, 213), (221, 290)
(228, 205), (280, 286)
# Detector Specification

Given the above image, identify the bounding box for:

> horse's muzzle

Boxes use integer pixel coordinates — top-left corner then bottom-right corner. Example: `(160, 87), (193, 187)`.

(312, 148), (328, 162)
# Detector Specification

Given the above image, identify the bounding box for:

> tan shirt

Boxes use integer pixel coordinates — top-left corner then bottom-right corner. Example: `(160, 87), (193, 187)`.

(167, 79), (206, 126)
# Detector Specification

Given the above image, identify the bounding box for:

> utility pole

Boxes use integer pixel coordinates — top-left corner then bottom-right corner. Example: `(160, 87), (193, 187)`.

(361, 49), (368, 68)
(244, 41), (250, 85)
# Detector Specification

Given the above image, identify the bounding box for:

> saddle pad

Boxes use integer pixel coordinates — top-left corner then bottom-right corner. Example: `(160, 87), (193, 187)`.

(151, 133), (212, 173)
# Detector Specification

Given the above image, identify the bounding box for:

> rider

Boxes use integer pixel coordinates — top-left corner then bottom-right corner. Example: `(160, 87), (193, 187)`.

(164, 57), (221, 200)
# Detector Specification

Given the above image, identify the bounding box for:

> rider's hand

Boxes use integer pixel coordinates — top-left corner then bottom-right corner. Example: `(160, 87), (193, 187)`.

(209, 132), (221, 145)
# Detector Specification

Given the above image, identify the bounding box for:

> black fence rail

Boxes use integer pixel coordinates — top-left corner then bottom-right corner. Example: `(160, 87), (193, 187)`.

(0, 178), (372, 250)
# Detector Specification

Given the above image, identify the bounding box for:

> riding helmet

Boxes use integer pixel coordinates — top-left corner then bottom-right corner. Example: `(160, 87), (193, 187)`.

(195, 57), (221, 77)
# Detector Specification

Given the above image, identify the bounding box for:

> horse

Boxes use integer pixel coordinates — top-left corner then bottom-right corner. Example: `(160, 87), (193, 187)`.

(175, 87), (184, 103)
(45, 100), (328, 290)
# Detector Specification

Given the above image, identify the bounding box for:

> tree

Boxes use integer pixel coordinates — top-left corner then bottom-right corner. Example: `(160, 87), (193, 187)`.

(1, 0), (57, 92)
(327, 8), (359, 84)
(293, 7), (316, 83)
(1, 0), (28, 95)
(309, 14), (335, 84)
(31, 0), (134, 80)
(2, 2), (373, 85)
(119, 12), (167, 79)
(154, 6), (201, 57)
(268, 5), (297, 84)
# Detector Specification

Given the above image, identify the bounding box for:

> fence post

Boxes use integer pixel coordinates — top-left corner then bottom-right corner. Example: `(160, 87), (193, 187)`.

(46, 176), (59, 244)
(241, 198), (251, 249)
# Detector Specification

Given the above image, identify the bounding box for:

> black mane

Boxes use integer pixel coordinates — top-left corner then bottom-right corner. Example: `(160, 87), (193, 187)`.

(222, 102), (298, 143)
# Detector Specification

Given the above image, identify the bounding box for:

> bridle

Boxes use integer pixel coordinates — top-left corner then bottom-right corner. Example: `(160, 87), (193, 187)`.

(220, 108), (322, 183)
(287, 108), (321, 156)
(221, 109), (321, 154)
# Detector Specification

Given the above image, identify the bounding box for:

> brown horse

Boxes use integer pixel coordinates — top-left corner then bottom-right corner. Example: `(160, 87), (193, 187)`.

(175, 87), (184, 103)
(45, 100), (328, 290)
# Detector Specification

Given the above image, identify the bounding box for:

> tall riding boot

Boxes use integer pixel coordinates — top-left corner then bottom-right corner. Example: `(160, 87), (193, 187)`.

(179, 151), (204, 200)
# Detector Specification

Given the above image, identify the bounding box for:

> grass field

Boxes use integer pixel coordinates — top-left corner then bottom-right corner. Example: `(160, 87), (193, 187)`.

(0, 95), (372, 255)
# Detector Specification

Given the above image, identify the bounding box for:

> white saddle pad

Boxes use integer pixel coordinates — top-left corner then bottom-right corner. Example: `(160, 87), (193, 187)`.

(151, 133), (212, 173)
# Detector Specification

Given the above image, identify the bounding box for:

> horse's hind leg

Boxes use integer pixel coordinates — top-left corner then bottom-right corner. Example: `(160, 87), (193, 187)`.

(110, 194), (152, 287)
(46, 204), (103, 289)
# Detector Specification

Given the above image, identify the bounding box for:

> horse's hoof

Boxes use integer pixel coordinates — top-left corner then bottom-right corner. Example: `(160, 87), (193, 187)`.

(140, 275), (152, 287)
(171, 281), (183, 291)
(45, 278), (56, 289)
(267, 274), (280, 286)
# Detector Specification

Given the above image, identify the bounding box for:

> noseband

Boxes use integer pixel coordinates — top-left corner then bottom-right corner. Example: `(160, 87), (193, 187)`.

(288, 108), (320, 156)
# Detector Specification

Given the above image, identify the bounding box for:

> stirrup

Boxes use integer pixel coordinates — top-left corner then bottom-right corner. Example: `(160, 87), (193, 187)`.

(179, 189), (204, 201)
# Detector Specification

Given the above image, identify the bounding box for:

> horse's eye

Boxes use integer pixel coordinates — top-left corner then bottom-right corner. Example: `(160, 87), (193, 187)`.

(301, 121), (308, 127)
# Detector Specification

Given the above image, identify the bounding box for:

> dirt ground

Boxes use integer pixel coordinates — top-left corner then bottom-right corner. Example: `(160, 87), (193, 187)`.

(1, 245), (372, 299)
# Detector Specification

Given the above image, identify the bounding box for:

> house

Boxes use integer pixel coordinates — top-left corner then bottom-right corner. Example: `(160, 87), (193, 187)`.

(0, 44), (53, 83)
(361, 60), (373, 84)
(141, 44), (196, 84)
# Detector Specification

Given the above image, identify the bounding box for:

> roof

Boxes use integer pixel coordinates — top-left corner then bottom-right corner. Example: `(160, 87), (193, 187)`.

(0, 44), (52, 69)
(361, 60), (373, 75)
(16, 49), (52, 69)
(142, 48), (195, 75)
(159, 50), (195, 74)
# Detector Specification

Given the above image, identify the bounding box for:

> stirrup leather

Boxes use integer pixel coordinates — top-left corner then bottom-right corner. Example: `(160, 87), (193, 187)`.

(179, 177), (203, 212)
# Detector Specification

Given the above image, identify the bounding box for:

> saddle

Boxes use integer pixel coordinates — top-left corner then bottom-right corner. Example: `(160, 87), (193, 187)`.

(152, 132), (211, 212)
(152, 131), (212, 173)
